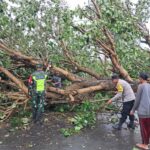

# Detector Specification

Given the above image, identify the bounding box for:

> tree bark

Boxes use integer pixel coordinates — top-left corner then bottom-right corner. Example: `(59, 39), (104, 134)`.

(0, 66), (28, 95)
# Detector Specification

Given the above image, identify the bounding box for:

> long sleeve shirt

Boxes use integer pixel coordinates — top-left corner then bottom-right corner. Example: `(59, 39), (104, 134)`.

(132, 83), (150, 118)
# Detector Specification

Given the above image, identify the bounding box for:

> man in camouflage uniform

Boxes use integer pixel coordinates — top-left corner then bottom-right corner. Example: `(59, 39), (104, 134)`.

(28, 64), (49, 124)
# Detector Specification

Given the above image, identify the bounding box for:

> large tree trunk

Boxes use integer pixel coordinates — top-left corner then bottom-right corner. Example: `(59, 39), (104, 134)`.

(0, 66), (28, 95)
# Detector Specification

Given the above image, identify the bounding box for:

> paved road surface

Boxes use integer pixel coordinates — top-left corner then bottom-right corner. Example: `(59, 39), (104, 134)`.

(0, 113), (141, 150)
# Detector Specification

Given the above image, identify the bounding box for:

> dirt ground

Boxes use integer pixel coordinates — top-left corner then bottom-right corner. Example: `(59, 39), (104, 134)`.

(0, 112), (141, 150)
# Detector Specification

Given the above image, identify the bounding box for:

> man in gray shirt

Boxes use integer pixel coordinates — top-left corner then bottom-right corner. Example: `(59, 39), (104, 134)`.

(108, 74), (135, 130)
(130, 73), (150, 150)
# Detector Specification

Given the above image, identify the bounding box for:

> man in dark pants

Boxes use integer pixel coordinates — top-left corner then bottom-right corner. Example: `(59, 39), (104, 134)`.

(107, 74), (135, 130)
(28, 64), (49, 124)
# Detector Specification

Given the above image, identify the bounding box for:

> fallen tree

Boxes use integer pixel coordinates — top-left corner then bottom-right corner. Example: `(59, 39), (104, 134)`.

(0, 0), (149, 121)
(0, 42), (118, 120)
(0, 40), (141, 121)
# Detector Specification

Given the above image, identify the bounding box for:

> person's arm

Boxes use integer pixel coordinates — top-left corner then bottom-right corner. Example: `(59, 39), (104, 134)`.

(111, 83), (123, 101)
(28, 75), (33, 96)
(28, 75), (32, 84)
(111, 92), (122, 101)
(107, 83), (123, 104)
(131, 84), (143, 112)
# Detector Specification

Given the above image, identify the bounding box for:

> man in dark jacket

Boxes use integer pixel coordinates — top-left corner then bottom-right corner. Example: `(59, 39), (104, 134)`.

(51, 72), (62, 88)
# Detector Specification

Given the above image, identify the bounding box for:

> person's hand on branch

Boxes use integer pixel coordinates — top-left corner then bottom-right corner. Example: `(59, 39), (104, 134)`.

(107, 99), (112, 105)
(46, 61), (52, 71)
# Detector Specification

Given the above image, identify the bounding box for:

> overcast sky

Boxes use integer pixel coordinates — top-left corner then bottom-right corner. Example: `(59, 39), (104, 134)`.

(65, 0), (88, 9)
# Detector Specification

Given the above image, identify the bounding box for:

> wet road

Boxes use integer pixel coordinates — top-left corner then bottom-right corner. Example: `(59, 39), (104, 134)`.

(0, 113), (141, 150)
